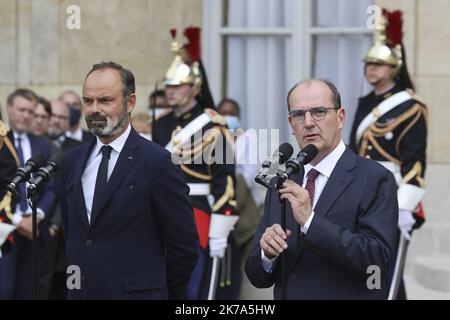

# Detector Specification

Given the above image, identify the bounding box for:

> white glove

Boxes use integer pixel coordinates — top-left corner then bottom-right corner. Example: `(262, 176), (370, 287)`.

(398, 209), (415, 241)
(209, 237), (228, 258)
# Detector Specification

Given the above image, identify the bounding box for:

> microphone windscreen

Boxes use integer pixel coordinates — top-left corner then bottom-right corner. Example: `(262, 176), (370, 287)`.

(27, 153), (46, 168)
(48, 152), (65, 168)
(301, 144), (318, 165)
(278, 143), (294, 164)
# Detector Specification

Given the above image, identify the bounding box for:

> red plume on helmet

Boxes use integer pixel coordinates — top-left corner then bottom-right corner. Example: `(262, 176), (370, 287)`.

(183, 26), (201, 62)
(383, 9), (403, 46)
(170, 28), (177, 40)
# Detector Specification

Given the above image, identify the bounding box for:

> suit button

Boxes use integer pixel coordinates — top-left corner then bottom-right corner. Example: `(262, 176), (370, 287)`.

(365, 155), (371, 159)
(81, 275), (85, 283)
(290, 274), (297, 280)
(86, 240), (92, 246)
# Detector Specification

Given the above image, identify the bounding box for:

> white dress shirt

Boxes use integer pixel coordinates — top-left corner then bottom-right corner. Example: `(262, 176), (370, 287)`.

(261, 140), (347, 272)
(81, 124), (131, 223)
(66, 127), (83, 142)
(12, 132), (45, 224)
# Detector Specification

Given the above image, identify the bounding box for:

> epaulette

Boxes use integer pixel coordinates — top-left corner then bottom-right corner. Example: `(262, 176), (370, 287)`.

(204, 108), (226, 126)
(407, 89), (426, 107)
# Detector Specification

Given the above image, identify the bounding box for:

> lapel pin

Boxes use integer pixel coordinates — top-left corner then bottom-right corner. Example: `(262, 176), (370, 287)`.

(128, 155), (133, 160)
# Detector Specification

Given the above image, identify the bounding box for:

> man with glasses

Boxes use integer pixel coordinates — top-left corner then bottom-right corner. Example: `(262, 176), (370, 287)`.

(245, 79), (398, 299)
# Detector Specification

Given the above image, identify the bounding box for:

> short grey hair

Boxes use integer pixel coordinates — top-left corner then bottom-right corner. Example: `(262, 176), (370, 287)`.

(286, 79), (341, 111)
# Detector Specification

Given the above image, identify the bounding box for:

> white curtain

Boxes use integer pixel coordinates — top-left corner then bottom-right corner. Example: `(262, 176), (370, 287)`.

(226, 0), (373, 147)
(226, 0), (292, 149)
(313, 0), (373, 143)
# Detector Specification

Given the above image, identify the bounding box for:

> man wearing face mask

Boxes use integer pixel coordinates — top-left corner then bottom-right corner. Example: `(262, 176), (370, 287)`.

(60, 90), (94, 143)
(153, 28), (238, 300)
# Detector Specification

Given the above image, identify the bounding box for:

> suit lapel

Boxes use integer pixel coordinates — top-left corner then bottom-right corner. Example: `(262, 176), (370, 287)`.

(287, 148), (356, 272)
(284, 170), (304, 250)
(313, 148), (355, 219)
(90, 129), (141, 226)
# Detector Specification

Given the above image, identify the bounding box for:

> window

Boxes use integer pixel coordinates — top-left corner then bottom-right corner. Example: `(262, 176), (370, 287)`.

(203, 0), (373, 144)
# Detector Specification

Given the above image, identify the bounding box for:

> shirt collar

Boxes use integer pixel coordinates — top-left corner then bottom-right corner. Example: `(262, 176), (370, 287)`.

(304, 140), (346, 179)
(92, 124), (131, 157)
(13, 131), (28, 142)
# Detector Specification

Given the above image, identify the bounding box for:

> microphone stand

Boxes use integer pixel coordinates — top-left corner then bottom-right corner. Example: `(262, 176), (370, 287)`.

(27, 189), (39, 300)
(275, 166), (305, 301)
(275, 173), (288, 300)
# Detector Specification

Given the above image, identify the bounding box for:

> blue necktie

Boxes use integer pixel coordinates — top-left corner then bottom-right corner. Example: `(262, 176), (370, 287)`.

(16, 136), (28, 212)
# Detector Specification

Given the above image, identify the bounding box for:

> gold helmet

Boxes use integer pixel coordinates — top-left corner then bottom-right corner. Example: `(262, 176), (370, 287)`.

(364, 9), (404, 71)
(164, 28), (202, 90)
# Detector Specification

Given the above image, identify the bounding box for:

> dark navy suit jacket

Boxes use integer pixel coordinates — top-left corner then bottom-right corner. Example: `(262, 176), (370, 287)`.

(245, 147), (398, 299)
(58, 128), (198, 299)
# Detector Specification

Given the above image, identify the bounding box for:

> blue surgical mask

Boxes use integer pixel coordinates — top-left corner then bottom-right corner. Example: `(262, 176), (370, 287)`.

(68, 105), (82, 127)
(224, 115), (241, 130)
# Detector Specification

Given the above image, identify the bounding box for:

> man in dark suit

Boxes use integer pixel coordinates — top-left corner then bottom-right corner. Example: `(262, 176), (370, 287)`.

(245, 79), (398, 300)
(0, 89), (55, 299)
(58, 61), (198, 299)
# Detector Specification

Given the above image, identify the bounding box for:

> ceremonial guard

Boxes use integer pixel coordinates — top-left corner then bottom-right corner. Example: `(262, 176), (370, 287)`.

(0, 118), (18, 257)
(349, 9), (428, 300)
(153, 27), (238, 300)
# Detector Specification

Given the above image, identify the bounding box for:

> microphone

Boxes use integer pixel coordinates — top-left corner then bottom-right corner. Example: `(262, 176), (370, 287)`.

(255, 143), (294, 188)
(27, 152), (65, 194)
(7, 154), (46, 193)
(279, 144), (318, 179)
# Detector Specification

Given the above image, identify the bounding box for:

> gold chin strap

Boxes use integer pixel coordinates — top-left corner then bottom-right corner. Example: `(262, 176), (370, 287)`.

(175, 83), (200, 108)
(0, 192), (14, 221)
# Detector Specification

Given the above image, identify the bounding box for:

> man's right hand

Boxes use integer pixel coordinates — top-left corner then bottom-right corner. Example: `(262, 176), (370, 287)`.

(260, 224), (292, 259)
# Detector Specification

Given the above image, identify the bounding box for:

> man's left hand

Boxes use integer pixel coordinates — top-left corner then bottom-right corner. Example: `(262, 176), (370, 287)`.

(279, 179), (312, 226)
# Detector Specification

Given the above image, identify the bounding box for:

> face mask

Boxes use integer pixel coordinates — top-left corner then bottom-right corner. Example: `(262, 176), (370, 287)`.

(148, 108), (168, 119)
(224, 115), (241, 130)
(68, 105), (82, 127)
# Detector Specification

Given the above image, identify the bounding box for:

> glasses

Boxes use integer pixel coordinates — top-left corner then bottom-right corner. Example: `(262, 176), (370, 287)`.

(289, 106), (339, 123)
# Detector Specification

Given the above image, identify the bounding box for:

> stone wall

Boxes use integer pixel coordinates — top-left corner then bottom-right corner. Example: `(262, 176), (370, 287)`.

(0, 0), (202, 114)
